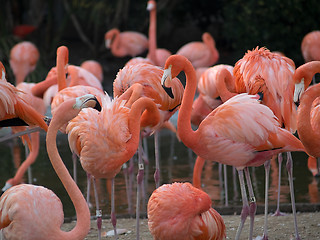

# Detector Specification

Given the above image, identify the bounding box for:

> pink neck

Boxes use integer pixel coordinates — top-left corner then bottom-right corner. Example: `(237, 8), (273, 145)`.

(215, 68), (237, 102)
(148, 5), (158, 65)
(294, 61), (320, 89)
(57, 47), (68, 91)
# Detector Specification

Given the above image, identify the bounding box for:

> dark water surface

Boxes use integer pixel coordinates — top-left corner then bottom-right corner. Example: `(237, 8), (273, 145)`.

(0, 122), (319, 219)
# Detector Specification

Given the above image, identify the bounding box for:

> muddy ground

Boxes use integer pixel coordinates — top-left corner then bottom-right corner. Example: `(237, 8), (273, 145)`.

(61, 211), (320, 240)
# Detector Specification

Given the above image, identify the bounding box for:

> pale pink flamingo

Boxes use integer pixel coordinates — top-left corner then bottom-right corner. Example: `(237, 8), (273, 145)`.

(146, 0), (172, 67)
(66, 96), (160, 239)
(301, 31), (320, 63)
(9, 41), (39, 85)
(176, 32), (219, 69)
(161, 55), (305, 240)
(147, 182), (226, 240)
(80, 60), (103, 83)
(0, 94), (101, 240)
(105, 28), (148, 58)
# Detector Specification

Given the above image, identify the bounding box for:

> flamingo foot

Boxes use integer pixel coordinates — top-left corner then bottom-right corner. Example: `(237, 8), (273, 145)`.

(272, 209), (287, 216)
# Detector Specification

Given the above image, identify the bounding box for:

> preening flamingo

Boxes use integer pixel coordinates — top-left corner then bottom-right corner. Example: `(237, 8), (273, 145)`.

(0, 94), (101, 240)
(9, 41), (39, 85)
(161, 55), (305, 240)
(147, 182), (226, 240)
(301, 31), (320, 63)
(66, 96), (160, 239)
(146, 0), (172, 67)
(105, 28), (148, 58)
(176, 32), (219, 68)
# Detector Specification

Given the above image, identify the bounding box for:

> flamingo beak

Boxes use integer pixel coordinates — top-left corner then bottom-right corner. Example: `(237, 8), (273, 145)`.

(294, 79), (305, 103)
(161, 65), (174, 99)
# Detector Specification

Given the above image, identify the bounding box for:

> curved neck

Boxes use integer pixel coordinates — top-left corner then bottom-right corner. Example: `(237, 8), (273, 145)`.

(216, 68), (237, 102)
(176, 58), (200, 147)
(127, 98), (160, 157)
(294, 61), (320, 88)
(46, 101), (90, 240)
(111, 31), (126, 57)
(148, 4), (158, 65)
(297, 83), (320, 157)
(57, 46), (68, 91)
(31, 74), (57, 98)
(192, 156), (205, 189)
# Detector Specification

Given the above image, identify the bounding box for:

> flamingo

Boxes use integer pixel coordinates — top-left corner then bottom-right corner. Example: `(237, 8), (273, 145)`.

(9, 41), (39, 85)
(147, 182), (226, 240)
(66, 96), (160, 239)
(2, 82), (46, 193)
(0, 62), (47, 131)
(301, 31), (320, 63)
(176, 32), (219, 69)
(105, 28), (148, 58)
(161, 55), (306, 240)
(80, 60), (104, 83)
(146, 0), (172, 67)
(0, 94), (101, 240)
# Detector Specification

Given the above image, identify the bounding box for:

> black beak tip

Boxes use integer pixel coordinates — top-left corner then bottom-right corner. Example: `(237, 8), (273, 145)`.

(94, 99), (102, 112)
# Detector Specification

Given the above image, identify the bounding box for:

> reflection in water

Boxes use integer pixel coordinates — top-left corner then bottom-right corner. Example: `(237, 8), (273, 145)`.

(0, 128), (319, 219)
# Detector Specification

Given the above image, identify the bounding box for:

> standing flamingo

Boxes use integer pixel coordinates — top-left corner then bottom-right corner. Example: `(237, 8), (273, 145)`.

(0, 94), (101, 240)
(147, 182), (226, 240)
(176, 32), (219, 69)
(9, 41), (39, 85)
(301, 31), (320, 63)
(66, 96), (160, 239)
(146, 0), (172, 67)
(105, 28), (148, 58)
(161, 55), (305, 240)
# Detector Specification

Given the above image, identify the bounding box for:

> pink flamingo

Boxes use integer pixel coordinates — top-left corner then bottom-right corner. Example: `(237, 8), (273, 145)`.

(301, 31), (320, 63)
(80, 60), (104, 83)
(9, 41), (39, 85)
(146, 0), (172, 67)
(0, 94), (100, 240)
(176, 32), (219, 68)
(66, 96), (160, 239)
(161, 55), (305, 240)
(147, 182), (226, 240)
(105, 28), (148, 58)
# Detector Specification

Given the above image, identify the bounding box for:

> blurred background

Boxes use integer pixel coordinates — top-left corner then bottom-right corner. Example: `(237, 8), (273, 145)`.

(1, 0), (319, 93)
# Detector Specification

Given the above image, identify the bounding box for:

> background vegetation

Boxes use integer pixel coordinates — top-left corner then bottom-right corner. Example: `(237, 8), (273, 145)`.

(0, 0), (319, 89)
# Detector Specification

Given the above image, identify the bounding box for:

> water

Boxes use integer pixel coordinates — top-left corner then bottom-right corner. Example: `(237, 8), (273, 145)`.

(0, 124), (319, 219)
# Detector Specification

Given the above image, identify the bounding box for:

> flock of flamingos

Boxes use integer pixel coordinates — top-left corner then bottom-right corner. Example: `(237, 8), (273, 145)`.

(1, 1), (320, 240)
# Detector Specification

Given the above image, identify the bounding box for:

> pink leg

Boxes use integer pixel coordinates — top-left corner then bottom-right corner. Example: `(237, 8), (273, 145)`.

(122, 162), (132, 215)
(154, 131), (160, 188)
(262, 159), (271, 240)
(272, 153), (286, 216)
(72, 152), (77, 184)
(223, 164), (229, 206)
(244, 167), (256, 240)
(286, 152), (301, 240)
(235, 169), (250, 240)
(136, 138), (144, 240)
(93, 177), (102, 240)
(110, 178), (118, 239)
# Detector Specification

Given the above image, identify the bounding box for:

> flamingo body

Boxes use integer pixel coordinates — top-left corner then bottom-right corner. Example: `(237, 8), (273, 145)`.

(147, 182), (226, 240)
(301, 31), (320, 62)
(105, 28), (148, 57)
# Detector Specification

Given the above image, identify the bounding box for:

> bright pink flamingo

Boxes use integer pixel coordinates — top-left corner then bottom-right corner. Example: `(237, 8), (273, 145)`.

(161, 55), (305, 240)
(9, 41), (39, 85)
(176, 32), (219, 69)
(0, 94), (100, 240)
(67, 96), (160, 239)
(146, 0), (172, 67)
(147, 182), (226, 240)
(301, 31), (320, 63)
(80, 60), (104, 83)
(105, 28), (148, 58)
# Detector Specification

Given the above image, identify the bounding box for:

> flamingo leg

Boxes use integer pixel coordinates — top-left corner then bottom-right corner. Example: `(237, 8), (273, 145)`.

(93, 177), (102, 240)
(110, 178), (118, 239)
(86, 173), (92, 208)
(262, 159), (271, 240)
(128, 156), (135, 216)
(233, 166), (239, 202)
(235, 169), (250, 240)
(122, 162), (133, 215)
(223, 164), (229, 206)
(136, 137), (144, 240)
(72, 152), (77, 184)
(286, 152), (301, 240)
(272, 153), (286, 216)
(154, 131), (161, 188)
(317, 157), (320, 176)
(25, 144), (33, 184)
(244, 167), (256, 240)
